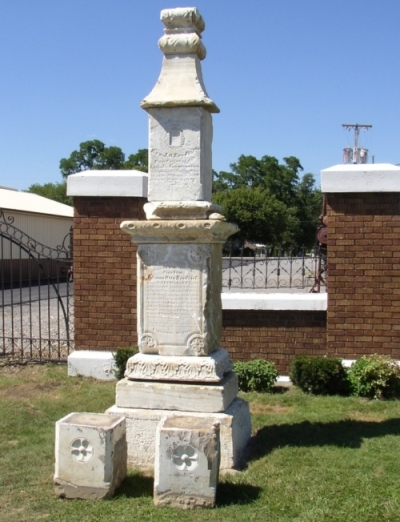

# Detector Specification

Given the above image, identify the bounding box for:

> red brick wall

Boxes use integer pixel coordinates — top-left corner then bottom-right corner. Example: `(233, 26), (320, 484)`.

(222, 310), (327, 375)
(327, 193), (400, 360)
(73, 197), (146, 351)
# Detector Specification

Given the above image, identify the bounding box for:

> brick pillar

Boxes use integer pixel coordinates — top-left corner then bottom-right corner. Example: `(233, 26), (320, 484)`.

(322, 163), (400, 361)
(67, 171), (147, 353)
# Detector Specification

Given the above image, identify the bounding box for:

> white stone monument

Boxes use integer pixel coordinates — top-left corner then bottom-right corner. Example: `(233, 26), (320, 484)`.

(107, 6), (251, 473)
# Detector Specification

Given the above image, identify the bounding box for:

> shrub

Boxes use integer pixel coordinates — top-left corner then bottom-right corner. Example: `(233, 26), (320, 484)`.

(290, 355), (350, 396)
(113, 347), (138, 380)
(348, 354), (400, 399)
(233, 359), (278, 392)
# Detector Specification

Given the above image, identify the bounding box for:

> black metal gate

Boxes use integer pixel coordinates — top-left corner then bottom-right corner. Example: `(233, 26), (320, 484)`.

(0, 209), (74, 362)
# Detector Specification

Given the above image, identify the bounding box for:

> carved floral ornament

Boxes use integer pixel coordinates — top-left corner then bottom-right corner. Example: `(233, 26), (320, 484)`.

(70, 438), (94, 463)
(172, 444), (199, 471)
(125, 349), (233, 382)
(139, 333), (157, 353)
(187, 334), (205, 356)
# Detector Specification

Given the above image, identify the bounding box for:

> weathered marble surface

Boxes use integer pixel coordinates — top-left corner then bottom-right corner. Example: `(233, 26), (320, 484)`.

(120, 219), (238, 244)
(106, 398), (251, 471)
(141, 8), (218, 112)
(125, 348), (233, 382)
(135, 243), (222, 356)
(116, 372), (238, 412)
(147, 107), (212, 202)
(144, 201), (222, 221)
(154, 417), (220, 509)
(54, 413), (126, 500)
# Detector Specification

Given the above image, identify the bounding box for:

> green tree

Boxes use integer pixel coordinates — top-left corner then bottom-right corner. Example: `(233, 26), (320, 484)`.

(26, 142), (148, 206)
(213, 186), (299, 248)
(27, 181), (72, 206)
(294, 173), (323, 247)
(213, 154), (321, 248)
(124, 148), (149, 172)
(59, 140), (125, 177)
(59, 140), (144, 177)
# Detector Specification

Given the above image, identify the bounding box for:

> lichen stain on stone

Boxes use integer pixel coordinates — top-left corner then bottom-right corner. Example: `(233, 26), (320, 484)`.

(142, 269), (153, 282)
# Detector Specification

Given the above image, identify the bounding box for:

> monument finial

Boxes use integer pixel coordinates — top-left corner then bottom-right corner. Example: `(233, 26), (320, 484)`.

(141, 7), (219, 113)
(159, 7), (206, 60)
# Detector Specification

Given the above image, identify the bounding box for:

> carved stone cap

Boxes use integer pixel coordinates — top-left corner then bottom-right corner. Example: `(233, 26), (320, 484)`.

(120, 219), (238, 244)
(161, 8), (205, 33)
(159, 8), (206, 60)
(141, 7), (219, 113)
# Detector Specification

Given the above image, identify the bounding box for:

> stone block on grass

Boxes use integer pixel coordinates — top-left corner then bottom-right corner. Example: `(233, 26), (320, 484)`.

(54, 412), (127, 500)
(154, 416), (220, 509)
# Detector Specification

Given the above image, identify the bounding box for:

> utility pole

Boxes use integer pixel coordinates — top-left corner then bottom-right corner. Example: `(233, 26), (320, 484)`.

(342, 123), (372, 164)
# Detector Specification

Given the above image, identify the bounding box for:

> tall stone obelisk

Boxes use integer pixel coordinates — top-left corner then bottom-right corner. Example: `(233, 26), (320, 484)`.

(107, 7), (251, 472)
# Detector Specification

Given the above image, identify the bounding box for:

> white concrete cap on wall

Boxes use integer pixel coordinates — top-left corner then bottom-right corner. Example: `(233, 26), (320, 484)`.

(221, 293), (327, 311)
(321, 163), (400, 193)
(68, 351), (117, 380)
(67, 170), (148, 197)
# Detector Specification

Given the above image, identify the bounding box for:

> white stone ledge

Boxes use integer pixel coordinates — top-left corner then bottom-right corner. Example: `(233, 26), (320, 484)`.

(67, 170), (148, 197)
(68, 350), (117, 380)
(321, 163), (400, 193)
(221, 293), (327, 311)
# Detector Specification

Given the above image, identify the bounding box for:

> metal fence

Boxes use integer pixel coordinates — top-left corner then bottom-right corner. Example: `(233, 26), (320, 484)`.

(0, 209), (74, 362)
(222, 243), (327, 292)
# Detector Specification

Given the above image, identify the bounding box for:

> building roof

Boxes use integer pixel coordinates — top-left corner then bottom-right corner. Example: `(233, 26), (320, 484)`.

(0, 187), (73, 218)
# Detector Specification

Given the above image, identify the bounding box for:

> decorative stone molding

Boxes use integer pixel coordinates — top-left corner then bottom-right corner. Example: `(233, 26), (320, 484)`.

(144, 201), (223, 220)
(125, 348), (233, 382)
(159, 34), (206, 60)
(160, 7), (205, 33)
(121, 219), (238, 244)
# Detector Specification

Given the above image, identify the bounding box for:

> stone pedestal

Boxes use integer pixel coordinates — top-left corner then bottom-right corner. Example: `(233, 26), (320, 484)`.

(107, 397), (251, 472)
(154, 417), (220, 509)
(108, 7), (251, 479)
(54, 413), (127, 500)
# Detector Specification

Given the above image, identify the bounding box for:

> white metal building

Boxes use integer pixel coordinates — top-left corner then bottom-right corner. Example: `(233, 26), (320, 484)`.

(0, 187), (73, 254)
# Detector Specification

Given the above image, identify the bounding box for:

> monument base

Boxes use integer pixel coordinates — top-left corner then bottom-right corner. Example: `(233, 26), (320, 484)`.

(106, 397), (251, 472)
(116, 372), (238, 412)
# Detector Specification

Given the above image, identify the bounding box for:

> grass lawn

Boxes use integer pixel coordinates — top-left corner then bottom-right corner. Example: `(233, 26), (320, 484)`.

(1, 364), (400, 521)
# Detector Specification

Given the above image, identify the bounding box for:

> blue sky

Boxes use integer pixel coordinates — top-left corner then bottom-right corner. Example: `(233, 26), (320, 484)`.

(1, 0), (399, 191)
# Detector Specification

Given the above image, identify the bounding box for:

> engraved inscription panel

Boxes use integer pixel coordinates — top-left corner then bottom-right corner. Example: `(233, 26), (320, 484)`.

(138, 244), (208, 356)
(148, 107), (212, 202)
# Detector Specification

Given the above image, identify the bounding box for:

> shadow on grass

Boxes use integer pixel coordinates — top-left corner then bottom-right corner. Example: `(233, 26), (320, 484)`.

(249, 418), (400, 461)
(114, 473), (153, 499)
(113, 471), (261, 507)
(217, 482), (262, 506)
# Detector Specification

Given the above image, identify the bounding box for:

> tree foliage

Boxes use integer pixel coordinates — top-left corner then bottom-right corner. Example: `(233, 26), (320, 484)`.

(27, 181), (73, 206)
(213, 187), (299, 246)
(213, 154), (322, 248)
(124, 148), (149, 172)
(26, 142), (149, 206)
(59, 140), (148, 177)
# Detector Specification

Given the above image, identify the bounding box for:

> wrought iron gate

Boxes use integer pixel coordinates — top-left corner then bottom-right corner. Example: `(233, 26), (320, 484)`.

(0, 209), (74, 362)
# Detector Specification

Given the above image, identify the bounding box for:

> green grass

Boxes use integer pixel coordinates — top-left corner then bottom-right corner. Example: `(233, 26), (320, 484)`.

(1, 365), (400, 521)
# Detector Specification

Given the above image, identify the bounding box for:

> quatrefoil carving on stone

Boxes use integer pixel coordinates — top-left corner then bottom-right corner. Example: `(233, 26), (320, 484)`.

(70, 438), (94, 463)
(172, 444), (199, 471)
